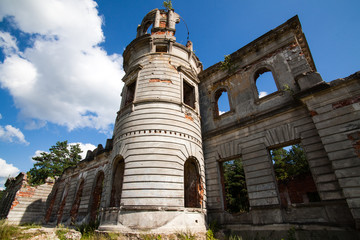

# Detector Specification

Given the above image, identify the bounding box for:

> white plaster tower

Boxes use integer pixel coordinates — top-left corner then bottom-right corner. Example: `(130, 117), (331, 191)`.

(99, 9), (206, 234)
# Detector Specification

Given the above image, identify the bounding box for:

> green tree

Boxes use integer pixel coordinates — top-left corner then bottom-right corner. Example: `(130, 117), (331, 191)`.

(271, 144), (309, 182)
(27, 141), (82, 185)
(222, 158), (249, 213)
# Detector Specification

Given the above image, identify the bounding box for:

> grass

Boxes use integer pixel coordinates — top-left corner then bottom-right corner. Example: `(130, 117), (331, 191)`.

(0, 219), (19, 240)
(56, 228), (69, 240)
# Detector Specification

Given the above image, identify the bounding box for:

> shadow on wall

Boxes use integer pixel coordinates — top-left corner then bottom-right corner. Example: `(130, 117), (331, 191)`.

(20, 199), (46, 225)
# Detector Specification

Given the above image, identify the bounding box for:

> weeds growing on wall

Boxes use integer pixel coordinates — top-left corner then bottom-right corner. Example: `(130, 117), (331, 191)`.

(163, 0), (173, 11)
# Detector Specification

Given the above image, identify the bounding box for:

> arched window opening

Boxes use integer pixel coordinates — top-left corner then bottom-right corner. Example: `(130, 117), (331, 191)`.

(90, 171), (104, 222)
(183, 81), (195, 109)
(70, 179), (85, 223)
(145, 22), (153, 35)
(110, 159), (125, 207)
(220, 157), (249, 213)
(255, 68), (277, 98)
(184, 158), (202, 208)
(270, 144), (320, 207)
(125, 81), (136, 105)
(214, 89), (230, 117)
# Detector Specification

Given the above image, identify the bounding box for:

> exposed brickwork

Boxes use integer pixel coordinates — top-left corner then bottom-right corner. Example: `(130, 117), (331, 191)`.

(70, 180), (84, 223)
(332, 95), (360, 109)
(309, 110), (318, 116)
(90, 172), (104, 222)
(278, 173), (319, 207)
(149, 78), (172, 84)
(348, 131), (360, 158)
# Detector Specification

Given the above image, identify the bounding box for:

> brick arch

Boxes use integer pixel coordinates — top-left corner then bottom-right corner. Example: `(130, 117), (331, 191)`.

(110, 156), (125, 207)
(89, 171), (105, 223)
(184, 157), (203, 208)
(70, 178), (85, 223)
(57, 183), (70, 225)
(45, 187), (58, 223)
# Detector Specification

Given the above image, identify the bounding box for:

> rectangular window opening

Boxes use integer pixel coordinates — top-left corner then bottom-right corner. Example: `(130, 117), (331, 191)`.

(156, 45), (167, 53)
(270, 144), (320, 207)
(183, 81), (195, 109)
(125, 81), (136, 105)
(220, 157), (249, 213)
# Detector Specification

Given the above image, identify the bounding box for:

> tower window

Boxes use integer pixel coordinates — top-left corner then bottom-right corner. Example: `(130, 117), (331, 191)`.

(270, 144), (320, 207)
(255, 67), (277, 98)
(156, 45), (167, 53)
(183, 81), (195, 109)
(214, 88), (230, 117)
(125, 81), (136, 105)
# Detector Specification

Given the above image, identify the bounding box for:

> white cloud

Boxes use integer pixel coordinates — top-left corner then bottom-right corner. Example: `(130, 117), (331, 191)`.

(0, 158), (20, 178)
(259, 91), (268, 98)
(219, 111), (225, 115)
(32, 142), (96, 162)
(0, 113), (2, 119)
(0, 0), (124, 133)
(0, 31), (18, 56)
(0, 158), (20, 190)
(69, 142), (96, 159)
(0, 124), (29, 145)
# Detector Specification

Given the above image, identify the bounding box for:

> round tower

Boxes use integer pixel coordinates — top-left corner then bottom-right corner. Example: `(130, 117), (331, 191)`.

(99, 9), (206, 234)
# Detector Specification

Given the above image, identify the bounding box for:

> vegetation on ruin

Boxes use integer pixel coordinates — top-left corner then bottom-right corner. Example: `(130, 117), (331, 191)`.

(163, 0), (173, 11)
(0, 220), (19, 240)
(222, 157), (250, 213)
(27, 140), (82, 185)
(220, 55), (235, 73)
(271, 144), (309, 182)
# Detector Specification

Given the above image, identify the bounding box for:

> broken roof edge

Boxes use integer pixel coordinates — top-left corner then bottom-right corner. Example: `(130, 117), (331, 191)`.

(199, 15), (316, 79)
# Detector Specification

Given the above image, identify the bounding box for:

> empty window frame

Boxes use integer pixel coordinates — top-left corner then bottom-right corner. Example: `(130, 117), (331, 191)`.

(254, 67), (278, 98)
(270, 144), (320, 207)
(183, 80), (195, 109)
(220, 157), (249, 213)
(155, 45), (168, 53)
(124, 81), (136, 105)
(184, 158), (202, 208)
(214, 88), (231, 117)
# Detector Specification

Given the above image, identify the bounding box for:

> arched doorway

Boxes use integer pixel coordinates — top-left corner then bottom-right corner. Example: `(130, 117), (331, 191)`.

(184, 157), (202, 208)
(110, 157), (125, 207)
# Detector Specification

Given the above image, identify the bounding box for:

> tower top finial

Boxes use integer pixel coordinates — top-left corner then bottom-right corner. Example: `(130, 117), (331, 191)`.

(136, 9), (180, 39)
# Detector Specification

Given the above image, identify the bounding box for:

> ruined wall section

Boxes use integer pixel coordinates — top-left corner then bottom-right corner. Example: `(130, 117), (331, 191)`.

(45, 142), (112, 225)
(199, 16), (352, 227)
(0, 173), (54, 224)
(299, 72), (360, 228)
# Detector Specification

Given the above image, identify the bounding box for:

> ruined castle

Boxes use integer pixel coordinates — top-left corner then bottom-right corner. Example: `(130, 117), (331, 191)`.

(1, 8), (360, 238)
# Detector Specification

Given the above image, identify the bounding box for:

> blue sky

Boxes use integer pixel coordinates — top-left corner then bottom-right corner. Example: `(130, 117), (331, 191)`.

(0, 0), (359, 189)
